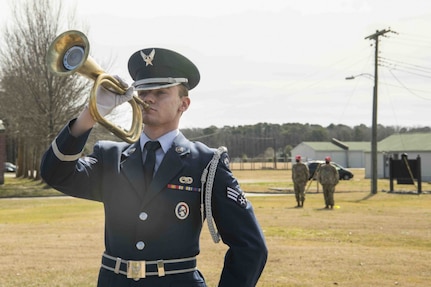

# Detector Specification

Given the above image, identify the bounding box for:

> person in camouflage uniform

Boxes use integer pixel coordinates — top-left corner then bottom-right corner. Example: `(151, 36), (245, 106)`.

(291, 155), (309, 208)
(317, 156), (339, 209)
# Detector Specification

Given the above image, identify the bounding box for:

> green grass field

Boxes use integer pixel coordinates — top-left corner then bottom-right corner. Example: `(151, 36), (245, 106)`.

(0, 170), (430, 286)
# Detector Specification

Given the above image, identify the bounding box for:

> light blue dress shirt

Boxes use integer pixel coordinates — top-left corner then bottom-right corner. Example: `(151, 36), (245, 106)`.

(140, 129), (179, 175)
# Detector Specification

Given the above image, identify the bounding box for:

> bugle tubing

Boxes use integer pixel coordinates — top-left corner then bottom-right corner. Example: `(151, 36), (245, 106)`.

(46, 30), (147, 143)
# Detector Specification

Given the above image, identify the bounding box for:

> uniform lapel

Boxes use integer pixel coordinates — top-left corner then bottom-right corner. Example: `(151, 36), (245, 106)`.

(120, 141), (146, 200)
(141, 133), (191, 206)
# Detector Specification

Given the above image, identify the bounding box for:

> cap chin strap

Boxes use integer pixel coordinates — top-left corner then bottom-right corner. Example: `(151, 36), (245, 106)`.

(200, 146), (227, 243)
(132, 77), (188, 90)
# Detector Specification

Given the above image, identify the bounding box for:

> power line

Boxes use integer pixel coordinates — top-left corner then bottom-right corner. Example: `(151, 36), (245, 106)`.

(390, 31), (431, 48)
(387, 69), (431, 101)
(380, 57), (431, 71)
(379, 57), (431, 78)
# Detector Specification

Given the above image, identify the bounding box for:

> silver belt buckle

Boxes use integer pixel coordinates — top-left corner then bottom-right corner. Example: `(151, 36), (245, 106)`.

(127, 260), (146, 280)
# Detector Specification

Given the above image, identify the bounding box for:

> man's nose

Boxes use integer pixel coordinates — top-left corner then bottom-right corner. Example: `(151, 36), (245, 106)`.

(139, 92), (154, 101)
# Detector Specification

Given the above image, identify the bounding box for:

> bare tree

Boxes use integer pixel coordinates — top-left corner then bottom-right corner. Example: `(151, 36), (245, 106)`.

(0, 0), (89, 180)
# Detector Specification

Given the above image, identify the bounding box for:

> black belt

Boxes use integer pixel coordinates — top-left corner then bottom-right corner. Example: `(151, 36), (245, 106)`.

(101, 252), (197, 281)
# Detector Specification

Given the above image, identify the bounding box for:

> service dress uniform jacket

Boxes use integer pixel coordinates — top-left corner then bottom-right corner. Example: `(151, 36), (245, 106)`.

(41, 120), (268, 287)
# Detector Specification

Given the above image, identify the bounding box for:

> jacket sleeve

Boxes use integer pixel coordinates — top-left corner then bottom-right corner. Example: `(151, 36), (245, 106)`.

(211, 152), (268, 286)
(333, 167), (339, 185)
(40, 120), (103, 201)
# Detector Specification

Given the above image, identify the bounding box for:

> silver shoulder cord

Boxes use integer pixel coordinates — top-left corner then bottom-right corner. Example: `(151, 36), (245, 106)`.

(200, 146), (227, 243)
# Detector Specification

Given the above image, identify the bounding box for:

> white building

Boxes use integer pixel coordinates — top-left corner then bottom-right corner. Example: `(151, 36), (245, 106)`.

(291, 139), (368, 168)
(291, 133), (431, 182)
(364, 133), (431, 182)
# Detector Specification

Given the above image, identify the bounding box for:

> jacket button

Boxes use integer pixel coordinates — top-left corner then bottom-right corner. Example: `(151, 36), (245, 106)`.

(136, 241), (145, 250)
(139, 212), (148, 221)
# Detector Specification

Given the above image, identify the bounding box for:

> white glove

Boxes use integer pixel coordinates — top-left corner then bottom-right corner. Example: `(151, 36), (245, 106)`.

(95, 75), (134, 116)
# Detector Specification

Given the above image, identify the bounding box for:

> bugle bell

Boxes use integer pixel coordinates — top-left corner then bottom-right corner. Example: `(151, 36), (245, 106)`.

(46, 30), (148, 143)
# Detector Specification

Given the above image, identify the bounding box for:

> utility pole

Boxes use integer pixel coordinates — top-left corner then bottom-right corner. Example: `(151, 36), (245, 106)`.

(364, 29), (393, 194)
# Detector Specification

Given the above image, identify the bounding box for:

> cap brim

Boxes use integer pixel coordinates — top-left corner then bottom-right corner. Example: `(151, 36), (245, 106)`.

(133, 82), (182, 91)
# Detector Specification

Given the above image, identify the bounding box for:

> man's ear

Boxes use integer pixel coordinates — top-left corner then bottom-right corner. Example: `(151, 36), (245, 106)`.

(180, 96), (191, 112)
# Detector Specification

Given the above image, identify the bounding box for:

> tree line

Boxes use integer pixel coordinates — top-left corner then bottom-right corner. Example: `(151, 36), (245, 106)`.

(181, 123), (430, 161)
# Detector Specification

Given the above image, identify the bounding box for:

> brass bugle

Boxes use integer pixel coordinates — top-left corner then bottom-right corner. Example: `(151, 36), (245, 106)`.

(46, 30), (148, 143)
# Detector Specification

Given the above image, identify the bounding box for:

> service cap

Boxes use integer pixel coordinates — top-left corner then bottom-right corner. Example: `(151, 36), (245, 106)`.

(128, 48), (200, 91)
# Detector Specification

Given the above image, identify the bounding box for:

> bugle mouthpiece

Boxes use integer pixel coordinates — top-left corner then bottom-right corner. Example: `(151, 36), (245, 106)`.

(133, 95), (150, 110)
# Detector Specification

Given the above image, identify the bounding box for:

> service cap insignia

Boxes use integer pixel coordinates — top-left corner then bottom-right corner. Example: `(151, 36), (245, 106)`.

(140, 49), (155, 66)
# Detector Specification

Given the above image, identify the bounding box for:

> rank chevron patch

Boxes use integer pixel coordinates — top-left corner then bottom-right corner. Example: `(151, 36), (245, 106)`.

(226, 187), (247, 208)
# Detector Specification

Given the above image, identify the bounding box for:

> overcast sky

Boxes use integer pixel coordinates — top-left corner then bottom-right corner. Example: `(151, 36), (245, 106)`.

(2, 0), (431, 129)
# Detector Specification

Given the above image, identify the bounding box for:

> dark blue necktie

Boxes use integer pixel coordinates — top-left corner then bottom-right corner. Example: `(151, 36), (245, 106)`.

(144, 141), (161, 190)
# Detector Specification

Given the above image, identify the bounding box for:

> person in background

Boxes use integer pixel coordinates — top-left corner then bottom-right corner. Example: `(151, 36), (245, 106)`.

(291, 155), (309, 207)
(317, 156), (339, 209)
(41, 47), (267, 286)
